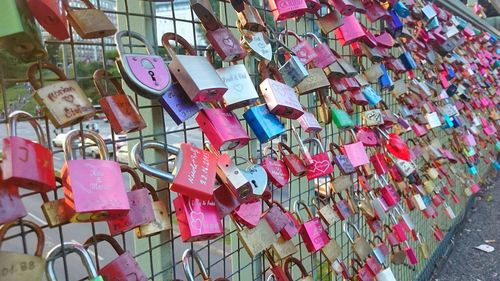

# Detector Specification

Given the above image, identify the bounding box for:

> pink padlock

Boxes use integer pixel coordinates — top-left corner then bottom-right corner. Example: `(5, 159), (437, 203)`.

(305, 33), (337, 69)
(377, 176), (400, 208)
(330, 0), (355, 16)
(298, 110), (322, 133)
(269, 0), (308, 21)
(404, 242), (418, 265)
(281, 30), (317, 65)
(259, 62), (304, 120)
(390, 215), (407, 243)
(174, 194), (224, 242)
(196, 108), (250, 151)
(295, 201), (330, 253)
(335, 14), (366, 45)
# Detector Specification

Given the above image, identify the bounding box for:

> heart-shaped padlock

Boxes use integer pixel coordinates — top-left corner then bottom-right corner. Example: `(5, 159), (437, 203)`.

(239, 158), (268, 198)
(261, 148), (290, 188)
(232, 201), (262, 228)
(241, 31), (273, 61)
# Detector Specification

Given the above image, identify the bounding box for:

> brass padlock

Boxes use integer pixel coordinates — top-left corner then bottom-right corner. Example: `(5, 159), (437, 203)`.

(136, 183), (172, 238)
(271, 235), (297, 261)
(27, 62), (96, 128)
(312, 197), (339, 225)
(237, 3), (266, 32)
(391, 244), (407, 265)
(296, 67), (330, 95)
(64, 0), (116, 39)
(0, 220), (45, 281)
(344, 221), (372, 261)
(321, 239), (342, 266)
(41, 178), (72, 228)
(231, 216), (277, 258)
(417, 233), (429, 259)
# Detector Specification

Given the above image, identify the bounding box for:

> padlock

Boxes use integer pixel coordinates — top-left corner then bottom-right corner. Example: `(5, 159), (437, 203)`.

(213, 181), (241, 218)
(330, 99), (355, 129)
(422, 175), (436, 194)
(2, 111), (55, 192)
(376, 266), (397, 281)
(329, 143), (355, 175)
(432, 224), (444, 241)
(27, 63), (96, 128)
(0, 177), (26, 225)
(295, 68), (330, 96)
(284, 257), (314, 281)
(278, 30), (317, 65)
(377, 176), (400, 208)
(196, 107), (250, 151)
(132, 141), (217, 200)
(294, 200), (330, 253)
(174, 194), (224, 242)
(114, 31), (171, 100)
(330, 0), (355, 15)
(387, 9), (403, 37)
(62, 130), (130, 222)
(269, 0), (308, 21)
(64, 0), (116, 39)
(46, 242), (104, 281)
(335, 14), (366, 45)
(231, 201), (261, 228)
(389, 214), (407, 243)
(321, 239), (342, 266)
(162, 32), (227, 102)
(370, 150), (389, 176)
(365, 255), (382, 277)
(261, 147), (290, 188)
(391, 244), (407, 265)
(84, 234), (147, 280)
(263, 200), (294, 234)
(0, 0), (46, 62)
(370, 236), (389, 264)
(259, 61), (304, 119)
(235, 156), (269, 200)
(271, 235), (298, 261)
(106, 165), (155, 235)
(278, 142), (307, 177)
(316, 2), (344, 34)
(378, 64), (394, 90)
(417, 233), (430, 259)
(236, 2), (266, 32)
(303, 138), (334, 180)
(135, 183), (172, 238)
(26, 0), (69, 40)
(312, 197), (339, 225)
(341, 129), (370, 168)
(94, 69), (146, 134)
(364, 0), (391, 22)
(159, 82), (200, 125)
(356, 126), (379, 148)
(332, 193), (354, 221)
(344, 222), (372, 261)
(238, 27), (273, 61)
(231, 216), (278, 258)
(0, 220), (45, 281)
(264, 250), (290, 281)
(351, 258), (375, 281)
(243, 104), (286, 143)
(362, 87), (382, 107)
(297, 110), (322, 133)
(40, 178), (72, 228)
(305, 33), (337, 69)
(182, 249), (229, 281)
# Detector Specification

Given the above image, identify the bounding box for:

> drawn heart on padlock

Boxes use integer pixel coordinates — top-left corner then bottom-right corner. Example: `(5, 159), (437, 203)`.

(233, 83), (244, 92)
(62, 95), (75, 104)
(310, 160), (331, 174)
(223, 36), (235, 48)
(232, 201), (261, 228)
(246, 32), (272, 61)
(356, 127), (379, 146)
(241, 164), (268, 197)
(385, 133), (410, 161)
(261, 157), (290, 188)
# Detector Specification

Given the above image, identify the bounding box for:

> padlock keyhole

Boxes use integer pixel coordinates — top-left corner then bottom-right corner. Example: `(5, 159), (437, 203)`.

(148, 70), (157, 82)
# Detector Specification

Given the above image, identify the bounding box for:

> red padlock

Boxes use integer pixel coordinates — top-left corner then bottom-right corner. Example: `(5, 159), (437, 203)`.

(377, 176), (400, 208)
(2, 111), (55, 192)
(85, 234), (147, 280)
(232, 201), (262, 228)
(294, 201), (330, 253)
(304, 138), (334, 180)
(106, 165), (155, 235)
(26, 0), (69, 40)
(263, 200), (292, 234)
(278, 142), (307, 177)
(370, 150), (390, 176)
(261, 147), (290, 188)
(0, 177), (26, 225)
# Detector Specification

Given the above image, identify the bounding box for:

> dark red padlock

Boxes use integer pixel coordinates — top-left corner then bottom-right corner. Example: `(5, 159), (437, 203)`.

(2, 111), (55, 192)
(261, 148), (290, 188)
(85, 234), (148, 281)
(370, 152), (389, 176)
(278, 142), (307, 177)
(281, 210), (300, 240)
(332, 193), (353, 221)
(263, 200), (292, 234)
(365, 255), (382, 276)
(207, 26), (246, 62)
(213, 183), (241, 218)
(384, 225), (400, 246)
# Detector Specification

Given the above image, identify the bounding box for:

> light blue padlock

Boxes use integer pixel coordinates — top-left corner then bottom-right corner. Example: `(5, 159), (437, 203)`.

(394, 1), (410, 18)
(243, 104), (286, 143)
(362, 86), (382, 106)
(422, 195), (432, 207)
(468, 165), (478, 175)
(442, 115), (454, 128)
(379, 64), (393, 90)
(493, 160), (500, 170)
(495, 141), (500, 151)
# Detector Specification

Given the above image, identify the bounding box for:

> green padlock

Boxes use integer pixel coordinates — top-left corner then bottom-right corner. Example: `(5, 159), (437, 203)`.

(331, 99), (355, 129)
(46, 242), (104, 281)
(495, 141), (500, 152)
(0, 0), (46, 62)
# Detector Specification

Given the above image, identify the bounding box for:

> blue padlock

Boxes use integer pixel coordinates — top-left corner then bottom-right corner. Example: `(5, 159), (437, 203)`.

(468, 166), (478, 175)
(362, 86), (382, 106)
(426, 17), (440, 30)
(379, 64), (394, 90)
(422, 195), (432, 207)
(442, 115), (454, 128)
(452, 116), (462, 127)
(393, 1), (410, 18)
(386, 9), (403, 37)
(493, 160), (500, 170)
(399, 51), (417, 70)
(243, 104), (286, 143)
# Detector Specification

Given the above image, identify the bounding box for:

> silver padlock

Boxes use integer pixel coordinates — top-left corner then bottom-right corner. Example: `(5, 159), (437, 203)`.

(182, 249), (224, 281)
(237, 156), (268, 200)
(162, 32), (228, 102)
(46, 243), (104, 281)
(275, 47), (309, 87)
(115, 31), (171, 100)
(376, 266), (397, 281)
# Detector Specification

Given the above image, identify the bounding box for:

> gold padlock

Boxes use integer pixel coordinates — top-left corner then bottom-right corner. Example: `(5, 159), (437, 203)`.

(40, 177), (72, 227)
(63, 0), (116, 39)
(316, 90), (332, 124)
(136, 183), (172, 238)
(237, 2), (266, 32)
(271, 235), (297, 261)
(321, 239), (342, 266)
(312, 197), (339, 226)
(27, 63), (96, 128)
(231, 216), (277, 258)
(391, 244), (407, 265)
(417, 233), (430, 259)
(295, 68), (330, 96)
(0, 220), (46, 281)
(344, 222), (372, 261)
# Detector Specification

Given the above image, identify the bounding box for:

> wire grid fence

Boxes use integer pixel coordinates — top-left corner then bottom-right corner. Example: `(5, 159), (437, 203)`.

(0, 0), (493, 280)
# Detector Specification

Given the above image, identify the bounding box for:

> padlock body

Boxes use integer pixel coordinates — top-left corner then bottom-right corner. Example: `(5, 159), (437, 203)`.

(0, 183), (26, 225)
(62, 159), (130, 222)
(216, 64), (258, 110)
(98, 251), (147, 281)
(0, 252), (44, 281)
(174, 195), (223, 242)
(107, 189), (155, 235)
(41, 198), (72, 227)
(207, 27), (246, 62)
(279, 56), (309, 87)
(99, 94), (146, 134)
(2, 136), (55, 192)
(243, 105), (286, 143)
(299, 218), (330, 253)
(260, 79), (304, 119)
(269, 0), (308, 20)
(159, 83), (200, 125)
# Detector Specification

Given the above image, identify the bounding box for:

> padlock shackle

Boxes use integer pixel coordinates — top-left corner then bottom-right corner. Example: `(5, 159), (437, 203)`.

(284, 257), (309, 280)
(131, 141), (179, 183)
(371, 235), (385, 246)
(84, 234), (126, 256)
(93, 69), (125, 98)
(190, 0), (222, 31)
(120, 165), (145, 191)
(46, 242), (100, 281)
(63, 130), (109, 161)
(142, 182), (161, 201)
(27, 62), (68, 90)
(258, 60), (285, 83)
(293, 200), (314, 223)
(303, 137), (326, 153)
(115, 30), (155, 57)
(343, 221), (362, 244)
(0, 220), (45, 256)
(182, 249), (210, 281)
(7, 110), (47, 146)
(277, 142), (295, 157)
(162, 32), (197, 59)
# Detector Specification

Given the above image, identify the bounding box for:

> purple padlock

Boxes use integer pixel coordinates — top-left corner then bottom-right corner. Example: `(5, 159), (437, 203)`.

(160, 83), (200, 125)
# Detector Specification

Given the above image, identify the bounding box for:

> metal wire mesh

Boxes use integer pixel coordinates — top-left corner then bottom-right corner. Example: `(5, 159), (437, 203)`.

(0, 0), (494, 280)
